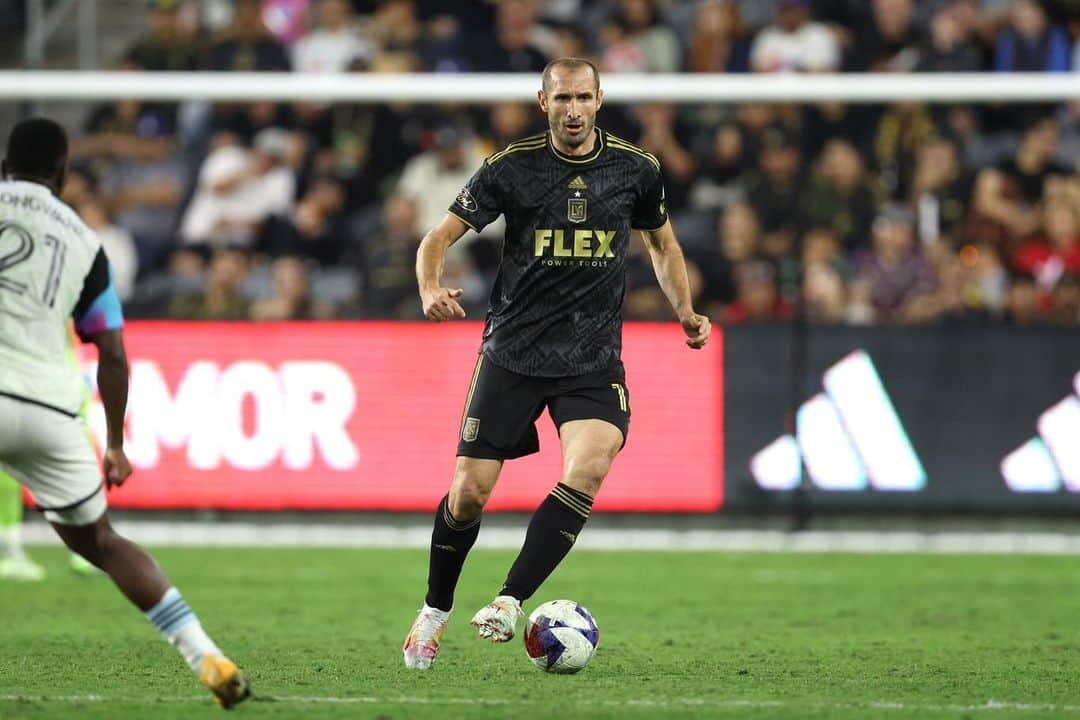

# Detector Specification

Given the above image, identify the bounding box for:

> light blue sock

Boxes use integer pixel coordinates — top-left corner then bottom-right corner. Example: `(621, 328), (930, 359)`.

(145, 588), (222, 672)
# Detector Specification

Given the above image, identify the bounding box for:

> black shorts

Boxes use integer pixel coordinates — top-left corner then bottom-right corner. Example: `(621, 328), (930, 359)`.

(456, 354), (631, 460)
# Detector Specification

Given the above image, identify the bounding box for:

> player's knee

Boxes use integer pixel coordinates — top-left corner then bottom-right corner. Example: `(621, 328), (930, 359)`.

(449, 480), (490, 521)
(564, 456), (611, 496)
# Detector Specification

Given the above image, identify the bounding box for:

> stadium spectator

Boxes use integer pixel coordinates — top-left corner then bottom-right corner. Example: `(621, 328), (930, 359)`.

(469, 0), (548, 72)
(629, 104), (697, 213)
(256, 176), (347, 265)
(481, 102), (540, 154)
(692, 201), (758, 316)
(915, 1), (984, 72)
(613, 0), (683, 73)
(76, 196), (139, 303)
(993, 0), (1071, 72)
(910, 136), (972, 247)
(750, 0), (840, 73)
(722, 259), (791, 324)
(71, 64), (186, 272)
(799, 101), (876, 165)
(685, 0), (751, 73)
(395, 123), (486, 237)
(872, 102), (943, 200)
(364, 0), (423, 57)
(355, 194), (424, 318)
(1012, 199), (1080, 280)
(292, 0), (372, 73)
(600, 16), (649, 73)
(263, 0), (312, 45)
(208, 0), (291, 72)
(938, 241), (1008, 322)
(973, 117), (1070, 241)
(845, 0), (922, 72)
(169, 247), (253, 320)
(851, 204), (941, 324)
(741, 125), (805, 262)
(800, 138), (881, 252)
(124, 0), (203, 72)
(803, 261), (849, 323)
(250, 256), (333, 320)
(179, 129), (298, 250)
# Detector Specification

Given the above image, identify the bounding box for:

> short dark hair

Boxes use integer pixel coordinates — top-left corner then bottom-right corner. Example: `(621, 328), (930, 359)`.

(5, 117), (68, 183)
(541, 57), (600, 94)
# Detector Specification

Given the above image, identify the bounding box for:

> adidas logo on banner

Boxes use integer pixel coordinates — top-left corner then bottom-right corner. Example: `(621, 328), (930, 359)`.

(750, 350), (927, 492)
(1001, 371), (1080, 493)
(567, 175), (587, 190)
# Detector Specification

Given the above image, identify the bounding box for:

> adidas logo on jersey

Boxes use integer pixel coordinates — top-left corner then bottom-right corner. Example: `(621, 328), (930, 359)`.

(567, 176), (587, 190)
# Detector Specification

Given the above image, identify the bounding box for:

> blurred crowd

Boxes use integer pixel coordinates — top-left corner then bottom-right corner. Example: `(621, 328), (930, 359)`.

(39, 0), (1080, 325)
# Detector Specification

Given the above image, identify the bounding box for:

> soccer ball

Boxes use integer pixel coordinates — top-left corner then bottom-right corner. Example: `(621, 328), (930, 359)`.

(523, 599), (599, 673)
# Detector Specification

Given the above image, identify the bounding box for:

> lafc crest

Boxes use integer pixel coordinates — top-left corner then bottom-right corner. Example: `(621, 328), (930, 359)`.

(568, 197), (587, 223)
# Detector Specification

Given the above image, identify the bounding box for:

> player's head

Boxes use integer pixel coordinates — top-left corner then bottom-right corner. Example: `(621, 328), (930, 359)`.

(2, 117), (69, 194)
(538, 58), (603, 151)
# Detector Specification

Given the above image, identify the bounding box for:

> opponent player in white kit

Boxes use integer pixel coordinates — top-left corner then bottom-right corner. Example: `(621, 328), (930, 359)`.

(0, 118), (250, 709)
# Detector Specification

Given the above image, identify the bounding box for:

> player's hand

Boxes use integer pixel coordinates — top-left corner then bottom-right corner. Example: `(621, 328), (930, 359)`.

(103, 447), (133, 489)
(421, 286), (466, 322)
(680, 313), (711, 350)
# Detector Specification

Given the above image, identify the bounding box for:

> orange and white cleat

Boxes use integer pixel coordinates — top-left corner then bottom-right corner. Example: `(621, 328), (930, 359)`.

(199, 654), (251, 709)
(403, 604), (451, 669)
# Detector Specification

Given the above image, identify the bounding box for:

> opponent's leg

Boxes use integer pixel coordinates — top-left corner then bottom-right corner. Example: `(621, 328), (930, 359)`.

(0, 470), (44, 581)
(473, 419), (622, 642)
(52, 514), (250, 708)
(404, 456), (502, 669)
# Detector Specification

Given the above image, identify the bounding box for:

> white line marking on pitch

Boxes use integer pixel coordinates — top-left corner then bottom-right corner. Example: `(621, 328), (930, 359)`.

(3, 695), (1079, 713)
(21, 523), (1080, 554)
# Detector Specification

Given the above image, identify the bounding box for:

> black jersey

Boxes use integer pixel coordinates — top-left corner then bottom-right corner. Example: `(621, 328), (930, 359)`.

(448, 128), (668, 377)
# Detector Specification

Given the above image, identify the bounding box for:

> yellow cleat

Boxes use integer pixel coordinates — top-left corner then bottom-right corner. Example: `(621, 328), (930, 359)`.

(199, 655), (251, 710)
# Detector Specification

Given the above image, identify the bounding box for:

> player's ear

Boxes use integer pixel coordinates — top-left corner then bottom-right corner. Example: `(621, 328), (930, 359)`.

(596, 88), (603, 111)
(537, 89), (548, 113)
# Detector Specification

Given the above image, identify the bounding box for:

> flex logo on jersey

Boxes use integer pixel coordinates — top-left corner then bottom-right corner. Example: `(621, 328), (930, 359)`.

(534, 229), (616, 264)
(455, 187), (476, 211)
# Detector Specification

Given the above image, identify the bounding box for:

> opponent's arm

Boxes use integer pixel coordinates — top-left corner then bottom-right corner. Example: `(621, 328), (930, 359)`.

(416, 213), (471, 322)
(640, 220), (711, 349)
(89, 329), (133, 487)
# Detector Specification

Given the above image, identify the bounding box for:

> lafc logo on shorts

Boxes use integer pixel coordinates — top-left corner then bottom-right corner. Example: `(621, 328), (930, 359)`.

(462, 416), (480, 442)
(456, 187), (476, 211)
(567, 197), (587, 223)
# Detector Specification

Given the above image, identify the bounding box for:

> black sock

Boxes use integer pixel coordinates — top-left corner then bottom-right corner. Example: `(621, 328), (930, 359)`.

(425, 495), (481, 612)
(500, 483), (594, 602)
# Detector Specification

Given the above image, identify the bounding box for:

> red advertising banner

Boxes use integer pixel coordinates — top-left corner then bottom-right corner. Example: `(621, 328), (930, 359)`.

(78, 322), (723, 511)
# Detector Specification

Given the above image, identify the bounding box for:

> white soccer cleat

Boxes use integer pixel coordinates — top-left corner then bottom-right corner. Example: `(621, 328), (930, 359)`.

(469, 595), (524, 642)
(403, 604), (451, 669)
(0, 556), (46, 582)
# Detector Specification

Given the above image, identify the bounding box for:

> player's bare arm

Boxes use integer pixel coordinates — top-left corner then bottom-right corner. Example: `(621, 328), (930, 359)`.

(90, 328), (132, 487)
(416, 213), (470, 322)
(640, 220), (711, 349)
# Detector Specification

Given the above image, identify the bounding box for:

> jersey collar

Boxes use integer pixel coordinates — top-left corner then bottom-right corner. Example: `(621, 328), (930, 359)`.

(547, 128), (605, 165)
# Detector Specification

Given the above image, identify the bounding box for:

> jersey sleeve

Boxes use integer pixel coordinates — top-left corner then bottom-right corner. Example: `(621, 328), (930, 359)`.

(72, 247), (124, 341)
(631, 162), (668, 231)
(447, 161), (502, 232)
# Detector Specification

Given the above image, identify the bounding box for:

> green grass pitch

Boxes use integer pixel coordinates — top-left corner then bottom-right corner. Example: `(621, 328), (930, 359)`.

(1, 546), (1078, 719)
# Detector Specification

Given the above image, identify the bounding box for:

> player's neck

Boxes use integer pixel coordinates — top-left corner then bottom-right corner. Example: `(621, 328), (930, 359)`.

(550, 128), (599, 158)
(8, 173), (58, 195)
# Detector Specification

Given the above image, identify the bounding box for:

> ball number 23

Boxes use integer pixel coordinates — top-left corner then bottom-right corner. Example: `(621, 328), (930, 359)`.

(0, 220), (66, 307)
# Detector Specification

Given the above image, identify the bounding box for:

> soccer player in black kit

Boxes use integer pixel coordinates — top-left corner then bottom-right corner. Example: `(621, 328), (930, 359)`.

(403, 58), (711, 669)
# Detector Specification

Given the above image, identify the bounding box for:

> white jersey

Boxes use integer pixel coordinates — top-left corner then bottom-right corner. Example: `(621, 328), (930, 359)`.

(0, 179), (122, 416)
